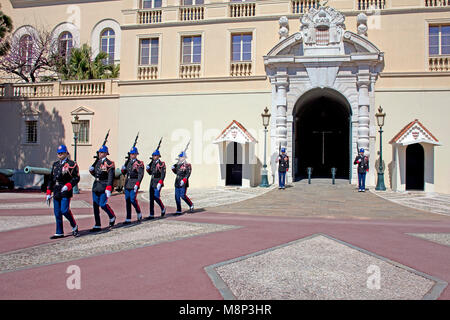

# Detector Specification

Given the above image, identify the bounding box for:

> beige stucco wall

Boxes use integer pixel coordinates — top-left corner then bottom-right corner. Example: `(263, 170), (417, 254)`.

(1, 0), (449, 193)
(118, 90), (271, 190)
(374, 89), (450, 194)
(0, 96), (119, 176)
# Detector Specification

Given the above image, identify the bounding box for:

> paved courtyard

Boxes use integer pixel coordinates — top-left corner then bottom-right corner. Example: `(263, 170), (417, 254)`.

(0, 180), (449, 300)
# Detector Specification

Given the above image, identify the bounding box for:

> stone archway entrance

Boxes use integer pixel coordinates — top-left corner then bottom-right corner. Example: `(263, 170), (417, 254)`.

(264, 5), (385, 187)
(293, 89), (351, 180)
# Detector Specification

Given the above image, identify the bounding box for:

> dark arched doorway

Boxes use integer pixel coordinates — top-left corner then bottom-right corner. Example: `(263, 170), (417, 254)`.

(406, 143), (424, 191)
(226, 142), (242, 186)
(293, 89), (351, 181)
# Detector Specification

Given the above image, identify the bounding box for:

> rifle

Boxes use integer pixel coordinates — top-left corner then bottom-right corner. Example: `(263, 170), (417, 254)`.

(93, 129), (110, 165)
(124, 132), (139, 168)
(150, 137), (163, 160)
(184, 139), (190, 154)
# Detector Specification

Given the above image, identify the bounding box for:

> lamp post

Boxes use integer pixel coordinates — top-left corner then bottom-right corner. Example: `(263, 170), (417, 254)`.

(375, 106), (386, 191)
(71, 115), (81, 194)
(260, 107), (271, 187)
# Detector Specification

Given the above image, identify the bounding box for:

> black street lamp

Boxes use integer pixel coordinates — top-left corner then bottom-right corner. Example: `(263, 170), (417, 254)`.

(71, 115), (81, 194)
(375, 106), (386, 191)
(260, 107), (271, 187)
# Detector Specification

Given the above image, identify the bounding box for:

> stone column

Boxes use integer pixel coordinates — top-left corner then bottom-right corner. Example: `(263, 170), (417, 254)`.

(357, 80), (370, 157)
(275, 78), (289, 184)
(275, 79), (288, 149)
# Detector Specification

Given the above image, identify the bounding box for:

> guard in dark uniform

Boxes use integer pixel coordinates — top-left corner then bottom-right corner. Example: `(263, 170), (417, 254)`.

(89, 145), (116, 231)
(354, 148), (369, 192)
(146, 149), (166, 219)
(121, 147), (144, 224)
(278, 147), (289, 190)
(46, 145), (80, 239)
(171, 151), (194, 214)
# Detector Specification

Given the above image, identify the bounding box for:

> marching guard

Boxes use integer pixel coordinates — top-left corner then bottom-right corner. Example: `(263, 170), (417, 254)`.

(89, 145), (116, 231)
(46, 144), (80, 239)
(121, 147), (144, 224)
(146, 149), (166, 219)
(171, 151), (194, 215)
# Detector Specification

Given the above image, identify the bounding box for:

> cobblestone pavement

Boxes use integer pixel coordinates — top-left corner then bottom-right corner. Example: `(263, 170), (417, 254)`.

(372, 190), (450, 216)
(209, 179), (450, 220)
(0, 182), (449, 300)
(139, 185), (277, 209)
(213, 235), (436, 300)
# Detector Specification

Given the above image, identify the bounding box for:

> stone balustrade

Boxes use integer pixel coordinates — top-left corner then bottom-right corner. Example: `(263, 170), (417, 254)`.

(0, 79), (118, 98)
(429, 55), (450, 71)
(180, 64), (201, 78)
(180, 6), (205, 21)
(358, 0), (386, 10)
(425, 0), (449, 6)
(230, 62), (252, 77)
(138, 9), (162, 24)
(229, 2), (256, 18)
(291, 0), (319, 14)
(138, 65), (158, 80)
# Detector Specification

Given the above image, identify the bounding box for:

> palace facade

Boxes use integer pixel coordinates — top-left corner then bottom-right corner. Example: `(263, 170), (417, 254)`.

(0, 0), (449, 194)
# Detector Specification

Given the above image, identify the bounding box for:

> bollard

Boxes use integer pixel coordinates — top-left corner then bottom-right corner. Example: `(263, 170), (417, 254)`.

(331, 167), (337, 185)
(307, 167), (313, 184)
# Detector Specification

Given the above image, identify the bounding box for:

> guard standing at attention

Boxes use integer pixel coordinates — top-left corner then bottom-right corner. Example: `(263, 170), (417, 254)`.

(89, 145), (116, 231)
(354, 148), (369, 192)
(171, 151), (194, 215)
(278, 147), (289, 190)
(121, 147), (144, 224)
(146, 149), (166, 219)
(46, 144), (80, 239)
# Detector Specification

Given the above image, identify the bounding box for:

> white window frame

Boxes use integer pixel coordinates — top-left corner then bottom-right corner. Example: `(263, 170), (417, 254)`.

(181, 35), (202, 64)
(71, 107), (94, 146)
(141, 0), (162, 9)
(100, 28), (116, 65)
(428, 24), (450, 56)
(231, 32), (253, 62)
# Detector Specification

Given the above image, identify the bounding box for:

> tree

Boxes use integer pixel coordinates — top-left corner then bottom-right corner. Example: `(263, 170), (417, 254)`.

(0, 25), (56, 82)
(0, 9), (13, 56)
(53, 43), (119, 80)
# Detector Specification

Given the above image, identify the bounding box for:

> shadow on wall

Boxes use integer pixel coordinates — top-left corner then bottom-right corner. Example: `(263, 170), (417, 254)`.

(0, 98), (65, 170)
(388, 161), (394, 190)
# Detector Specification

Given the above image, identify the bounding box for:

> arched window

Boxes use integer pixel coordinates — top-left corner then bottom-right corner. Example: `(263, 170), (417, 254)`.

(100, 28), (115, 64)
(19, 35), (33, 70)
(58, 32), (73, 59)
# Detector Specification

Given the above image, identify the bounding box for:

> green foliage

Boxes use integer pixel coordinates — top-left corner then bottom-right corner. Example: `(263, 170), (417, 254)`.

(53, 43), (120, 80)
(0, 10), (13, 56)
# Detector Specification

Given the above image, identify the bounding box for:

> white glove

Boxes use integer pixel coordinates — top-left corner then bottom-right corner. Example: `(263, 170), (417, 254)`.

(46, 195), (52, 206)
(61, 185), (68, 192)
(121, 165), (126, 170)
(146, 165), (150, 170)
(180, 180), (185, 187)
(134, 185), (139, 193)
(89, 166), (95, 172)
(105, 190), (111, 198)
(157, 183), (162, 191)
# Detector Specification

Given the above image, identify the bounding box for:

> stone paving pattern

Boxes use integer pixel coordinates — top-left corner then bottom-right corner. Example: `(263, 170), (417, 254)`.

(215, 235), (435, 300)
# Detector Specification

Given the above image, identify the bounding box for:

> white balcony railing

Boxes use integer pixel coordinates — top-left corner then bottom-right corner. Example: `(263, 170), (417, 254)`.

(0, 79), (117, 98)
(429, 55), (450, 71)
(138, 65), (158, 80)
(230, 61), (252, 77)
(180, 64), (201, 78)
(138, 9), (162, 24)
(357, 0), (386, 10)
(291, 0), (319, 14)
(229, 2), (256, 18)
(12, 83), (53, 98)
(425, 0), (450, 6)
(180, 6), (205, 21)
